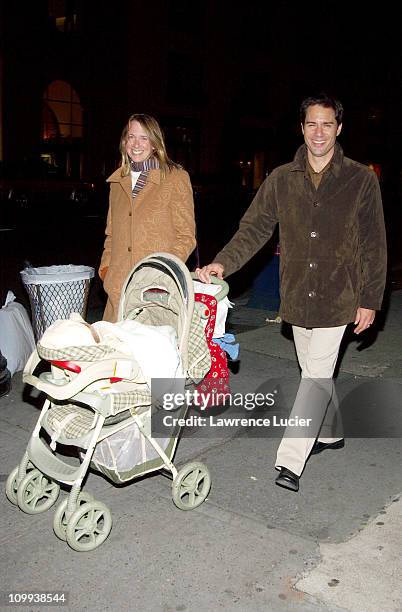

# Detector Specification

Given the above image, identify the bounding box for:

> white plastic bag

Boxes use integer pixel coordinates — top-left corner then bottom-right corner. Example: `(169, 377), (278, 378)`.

(0, 291), (36, 376)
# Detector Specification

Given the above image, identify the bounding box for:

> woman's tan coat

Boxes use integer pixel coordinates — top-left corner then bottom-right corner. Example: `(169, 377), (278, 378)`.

(99, 167), (196, 322)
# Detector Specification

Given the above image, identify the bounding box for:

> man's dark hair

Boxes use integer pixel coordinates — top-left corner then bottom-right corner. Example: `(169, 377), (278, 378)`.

(300, 93), (344, 125)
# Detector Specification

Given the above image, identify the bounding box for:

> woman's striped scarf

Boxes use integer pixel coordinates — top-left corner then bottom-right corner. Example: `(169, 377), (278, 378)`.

(130, 156), (159, 198)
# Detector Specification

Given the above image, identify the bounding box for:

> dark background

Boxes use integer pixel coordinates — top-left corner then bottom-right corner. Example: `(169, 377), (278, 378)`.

(1, 0), (401, 315)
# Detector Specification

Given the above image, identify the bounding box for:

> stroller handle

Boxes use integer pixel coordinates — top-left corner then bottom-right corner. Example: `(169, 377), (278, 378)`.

(191, 273), (229, 302)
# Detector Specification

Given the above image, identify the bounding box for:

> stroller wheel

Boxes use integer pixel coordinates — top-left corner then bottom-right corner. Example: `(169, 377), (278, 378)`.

(5, 467), (20, 505)
(172, 462), (211, 511)
(66, 500), (113, 552)
(5, 463), (35, 505)
(17, 469), (60, 514)
(53, 492), (94, 541)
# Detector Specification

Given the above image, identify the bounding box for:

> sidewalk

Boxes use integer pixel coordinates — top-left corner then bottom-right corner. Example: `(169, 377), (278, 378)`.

(0, 292), (401, 611)
(227, 287), (402, 379)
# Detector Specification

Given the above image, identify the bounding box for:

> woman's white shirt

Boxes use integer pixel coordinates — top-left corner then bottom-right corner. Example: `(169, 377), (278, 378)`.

(130, 170), (141, 189)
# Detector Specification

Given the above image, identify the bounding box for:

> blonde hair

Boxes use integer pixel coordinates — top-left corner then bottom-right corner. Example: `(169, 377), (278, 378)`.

(119, 113), (181, 178)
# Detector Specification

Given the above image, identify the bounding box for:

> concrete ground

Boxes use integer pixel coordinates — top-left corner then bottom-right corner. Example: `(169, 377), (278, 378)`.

(0, 290), (401, 612)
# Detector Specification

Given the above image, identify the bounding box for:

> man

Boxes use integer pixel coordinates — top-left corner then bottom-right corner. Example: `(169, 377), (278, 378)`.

(196, 93), (387, 492)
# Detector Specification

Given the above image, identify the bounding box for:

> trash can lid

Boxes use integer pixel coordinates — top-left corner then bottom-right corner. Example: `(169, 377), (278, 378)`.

(20, 265), (95, 284)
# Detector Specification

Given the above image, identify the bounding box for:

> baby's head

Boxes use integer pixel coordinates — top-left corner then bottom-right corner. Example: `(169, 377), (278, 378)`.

(40, 313), (100, 349)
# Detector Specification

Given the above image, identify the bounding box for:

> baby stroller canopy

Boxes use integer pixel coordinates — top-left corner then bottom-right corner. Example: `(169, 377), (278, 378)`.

(118, 253), (195, 373)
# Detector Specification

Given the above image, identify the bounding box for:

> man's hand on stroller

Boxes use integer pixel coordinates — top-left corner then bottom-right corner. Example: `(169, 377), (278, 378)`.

(195, 263), (224, 283)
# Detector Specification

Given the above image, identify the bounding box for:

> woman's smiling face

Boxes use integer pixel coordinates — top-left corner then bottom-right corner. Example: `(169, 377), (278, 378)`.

(125, 120), (153, 163)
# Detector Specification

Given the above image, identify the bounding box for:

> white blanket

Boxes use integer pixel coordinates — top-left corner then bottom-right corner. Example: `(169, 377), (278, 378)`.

(93, 320), (182, 382)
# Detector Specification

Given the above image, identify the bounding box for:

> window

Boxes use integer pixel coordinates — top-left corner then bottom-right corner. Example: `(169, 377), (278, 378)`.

(42, 80), (83, 141)
(48, 0), (79, 33)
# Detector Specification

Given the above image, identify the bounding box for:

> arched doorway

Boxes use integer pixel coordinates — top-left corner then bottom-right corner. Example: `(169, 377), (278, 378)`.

(41, 80), (84, 177)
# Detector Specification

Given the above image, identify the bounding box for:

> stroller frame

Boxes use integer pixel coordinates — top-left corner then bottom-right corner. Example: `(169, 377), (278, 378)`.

(6, 253), (228, 552)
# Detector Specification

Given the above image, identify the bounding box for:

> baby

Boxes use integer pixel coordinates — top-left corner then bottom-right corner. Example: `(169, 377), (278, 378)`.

(40, 313), (182, 382)
(40, 313), (101, 347)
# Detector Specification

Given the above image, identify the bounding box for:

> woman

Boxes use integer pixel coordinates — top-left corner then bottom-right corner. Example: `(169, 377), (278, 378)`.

(99, 114), (196, 321)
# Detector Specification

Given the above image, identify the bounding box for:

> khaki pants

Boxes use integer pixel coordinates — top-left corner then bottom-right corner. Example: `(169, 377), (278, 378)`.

(275, 325), (346, 476)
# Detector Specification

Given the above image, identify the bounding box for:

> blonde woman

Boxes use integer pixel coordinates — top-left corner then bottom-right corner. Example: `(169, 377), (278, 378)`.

(99, 114), (196, 321)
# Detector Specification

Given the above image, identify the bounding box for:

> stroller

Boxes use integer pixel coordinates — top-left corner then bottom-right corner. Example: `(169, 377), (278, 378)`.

(5, 253), (229, 552)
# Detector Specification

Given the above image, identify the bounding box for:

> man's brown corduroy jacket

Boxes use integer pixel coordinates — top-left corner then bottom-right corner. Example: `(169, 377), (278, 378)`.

(214, 143), (387, 328)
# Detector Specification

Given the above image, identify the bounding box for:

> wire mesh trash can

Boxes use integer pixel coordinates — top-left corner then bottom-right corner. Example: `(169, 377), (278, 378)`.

(20, 265), (95, 340)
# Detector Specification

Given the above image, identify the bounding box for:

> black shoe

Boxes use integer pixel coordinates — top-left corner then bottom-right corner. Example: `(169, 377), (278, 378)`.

(275, 467), (299, 492)
(310, 439), (345, 455)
